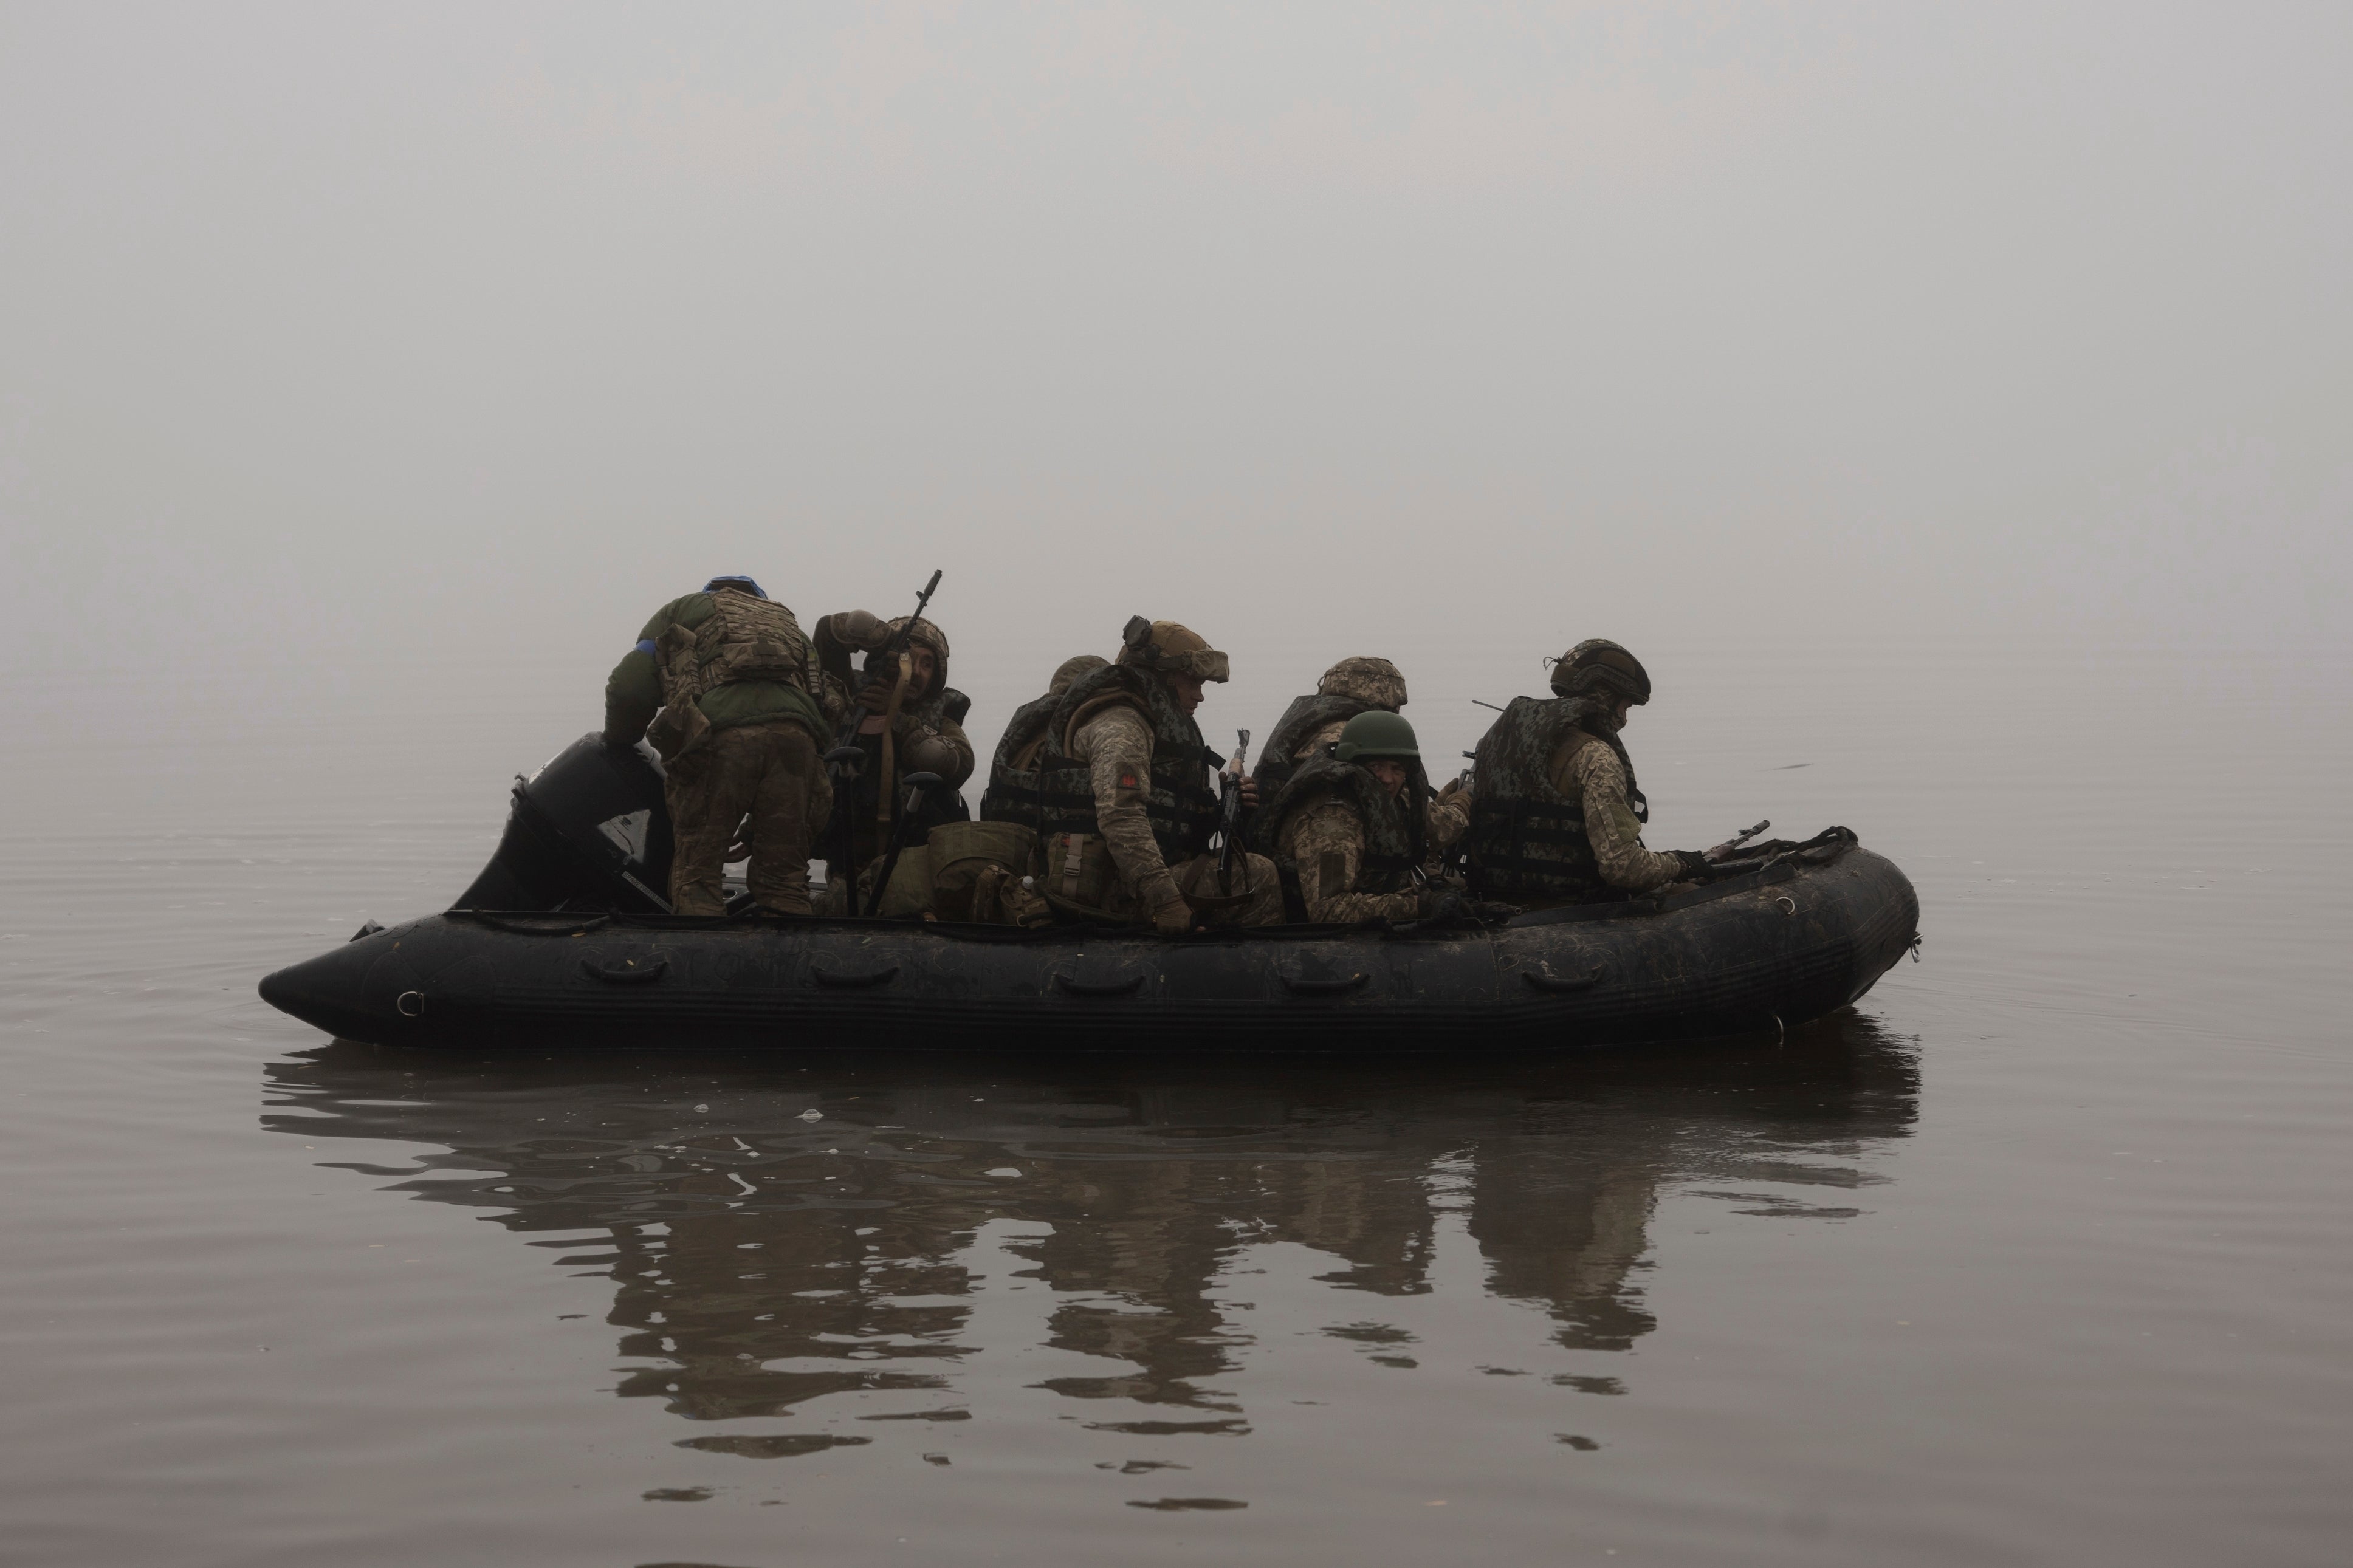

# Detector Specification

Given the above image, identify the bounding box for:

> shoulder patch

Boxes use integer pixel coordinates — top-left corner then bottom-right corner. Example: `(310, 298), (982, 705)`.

(1118, 770), (1140, 791)
(1317, 850), (1350, 893)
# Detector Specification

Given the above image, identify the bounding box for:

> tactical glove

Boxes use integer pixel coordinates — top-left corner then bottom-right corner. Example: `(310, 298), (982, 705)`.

(1471, 900), (1521, 924)
(1151, 895), (1194, 936)
(832, 609), (885, 649)
(1669, 849), (1718, 880)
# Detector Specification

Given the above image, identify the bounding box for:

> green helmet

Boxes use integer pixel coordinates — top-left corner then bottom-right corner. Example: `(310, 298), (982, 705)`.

(1333, 709), (1420, 763)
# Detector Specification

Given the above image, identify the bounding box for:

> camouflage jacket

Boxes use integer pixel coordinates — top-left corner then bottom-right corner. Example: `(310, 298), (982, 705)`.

(1463, 694), (1649, 903)
(1262, 754), (1427, 923)
(1034, 663), (1220, 908)
(1550, 734), (1682, 894)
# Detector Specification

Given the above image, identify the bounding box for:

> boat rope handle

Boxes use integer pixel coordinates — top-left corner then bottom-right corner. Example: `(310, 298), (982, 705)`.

(582, 956), (669, 985)
(452, 911), (613, 937)
(810, 964), (902, 988)
(1053, 973), (1147, 998)
(1279, 972), (1368, 995)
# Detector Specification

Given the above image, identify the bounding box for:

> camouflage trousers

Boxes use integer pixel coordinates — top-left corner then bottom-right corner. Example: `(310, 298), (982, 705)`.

(664, 721), (831, 917)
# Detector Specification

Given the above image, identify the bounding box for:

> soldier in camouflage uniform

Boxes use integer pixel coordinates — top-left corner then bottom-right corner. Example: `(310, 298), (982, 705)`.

(810, 610), (975, 902)
(1254, 655), (1470, 863)
(1253, 656), (1408, 799)
(1463, 640), (1717, 908)
(603, 575), (831, 917)
(979, 654), (1110, 836)
(1261, 711), (1477, 924)
(1032, 621), (1284, 932)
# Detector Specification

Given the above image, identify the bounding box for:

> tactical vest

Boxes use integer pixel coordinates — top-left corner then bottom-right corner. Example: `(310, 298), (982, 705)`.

(1463, 696), (1646, 903)
(1032, 664), (1220, 864)
(1260, 754), (1426, 897)
(977, 691), (1062, 835)
(659, 590), (812, 710)
(1251, 693), (1381, 799)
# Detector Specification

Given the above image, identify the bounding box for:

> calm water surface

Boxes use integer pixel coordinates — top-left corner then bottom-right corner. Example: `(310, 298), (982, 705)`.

(4, 645), (2349, 1566)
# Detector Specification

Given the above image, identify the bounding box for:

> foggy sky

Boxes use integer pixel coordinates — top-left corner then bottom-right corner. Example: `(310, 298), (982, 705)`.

(3, 1), (2347, 735)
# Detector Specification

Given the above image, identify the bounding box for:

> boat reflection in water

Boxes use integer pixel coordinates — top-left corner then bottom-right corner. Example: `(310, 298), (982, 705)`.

(263, 1015), (1915, 1441)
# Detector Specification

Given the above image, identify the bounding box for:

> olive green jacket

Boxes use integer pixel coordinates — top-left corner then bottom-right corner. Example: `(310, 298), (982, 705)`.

(603, 592), (826, 747)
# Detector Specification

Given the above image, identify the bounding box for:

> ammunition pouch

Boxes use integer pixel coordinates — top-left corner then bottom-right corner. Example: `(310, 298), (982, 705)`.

(1042, 830), (1122, 918)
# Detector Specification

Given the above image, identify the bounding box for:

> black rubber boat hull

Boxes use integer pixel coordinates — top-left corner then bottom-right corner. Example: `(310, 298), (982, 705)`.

(259, 847), (1918, 1052)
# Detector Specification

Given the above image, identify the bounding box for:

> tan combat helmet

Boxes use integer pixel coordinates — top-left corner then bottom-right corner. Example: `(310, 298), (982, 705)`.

(1317, 656), (1407, 710)
(1548, 638), (1651, 704)
(1116, 618), (1231, 683)
(1049, 653), (1110, 696)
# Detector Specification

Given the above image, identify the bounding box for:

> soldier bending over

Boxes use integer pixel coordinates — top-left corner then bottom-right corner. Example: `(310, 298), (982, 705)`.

(603, 575), (831, 916)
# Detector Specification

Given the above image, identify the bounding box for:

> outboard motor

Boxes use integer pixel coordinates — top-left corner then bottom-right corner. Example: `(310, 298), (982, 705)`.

(452, 734), (674, 912)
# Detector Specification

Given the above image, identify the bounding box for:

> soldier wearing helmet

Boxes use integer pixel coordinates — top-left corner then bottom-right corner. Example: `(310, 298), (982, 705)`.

(1254, 655), (1471, 862)
(1462, 640), (1717, 906)
(809, 608), (975, 902)
(1028, 619), (1284, 931)
(979, 654), (1111, 837)
(602, 575), (832, 916)
(1257, 710), (1479, 925)
(1252, 656), (1407, 795)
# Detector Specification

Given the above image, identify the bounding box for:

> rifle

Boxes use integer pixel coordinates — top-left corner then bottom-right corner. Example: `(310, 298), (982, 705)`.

(1705, 819), (1770, 862)
(1217, 728), (1251, 889)
(823, 569), (944, 917)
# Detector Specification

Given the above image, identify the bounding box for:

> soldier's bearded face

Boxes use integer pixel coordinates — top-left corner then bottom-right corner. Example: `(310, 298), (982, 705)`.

(905, 646), (936, 699)
(1167, 674), (1204, 714)
(1365, 759), (1409, 798)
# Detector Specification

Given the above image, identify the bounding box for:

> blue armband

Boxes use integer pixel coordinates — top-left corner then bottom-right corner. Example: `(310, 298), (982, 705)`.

(632, 639), (658, 656)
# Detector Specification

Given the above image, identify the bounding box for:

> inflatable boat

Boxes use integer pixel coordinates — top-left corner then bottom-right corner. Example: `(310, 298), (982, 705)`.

(258, 735), (1920, 1052)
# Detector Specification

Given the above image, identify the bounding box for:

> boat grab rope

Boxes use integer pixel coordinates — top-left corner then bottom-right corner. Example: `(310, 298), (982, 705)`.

(448, 911), (614, 937)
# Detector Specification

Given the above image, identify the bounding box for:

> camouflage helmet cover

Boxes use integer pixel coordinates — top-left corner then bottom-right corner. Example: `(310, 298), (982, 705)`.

(880, 615), (949, 659)
(1333, 708), (1421, 763)
(1116, 619), (1231, 683)
(1316, 655), (1407, 710)
(1548, 638), (1651, 705)
(1048, 653), (1110, 696)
